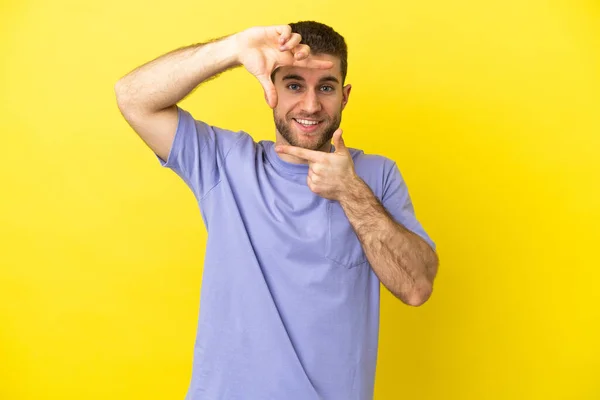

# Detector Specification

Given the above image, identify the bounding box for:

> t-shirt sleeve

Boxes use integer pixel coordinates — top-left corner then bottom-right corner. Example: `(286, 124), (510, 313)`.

(157, 106), (246, 199)
(381, 161), (436, 251)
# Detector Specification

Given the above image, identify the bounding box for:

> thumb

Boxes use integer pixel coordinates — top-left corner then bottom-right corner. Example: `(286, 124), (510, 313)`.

(332, 128), (346, 152)
(256, 73), (278, 108)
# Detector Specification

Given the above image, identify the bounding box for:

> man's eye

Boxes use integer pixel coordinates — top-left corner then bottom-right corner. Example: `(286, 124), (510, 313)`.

(287, 84), (301, 90)
(320, 85), (334, 92)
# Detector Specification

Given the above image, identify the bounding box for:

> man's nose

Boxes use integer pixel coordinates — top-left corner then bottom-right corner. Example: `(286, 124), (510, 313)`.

(300, 90), (322, 114)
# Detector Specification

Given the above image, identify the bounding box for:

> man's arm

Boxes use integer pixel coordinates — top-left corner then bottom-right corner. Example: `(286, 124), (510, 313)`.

(275, 129), (439, 306)
(339, 177), (439, 306)
(114, 25), (332, 162)
(114, 36), (241, 161)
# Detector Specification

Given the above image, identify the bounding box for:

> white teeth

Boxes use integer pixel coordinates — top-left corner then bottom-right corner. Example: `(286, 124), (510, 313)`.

(296, 119), (319, 126)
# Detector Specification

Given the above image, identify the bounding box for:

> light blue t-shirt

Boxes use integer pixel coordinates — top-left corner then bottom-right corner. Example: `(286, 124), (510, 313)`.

(158, 107), (435, 400)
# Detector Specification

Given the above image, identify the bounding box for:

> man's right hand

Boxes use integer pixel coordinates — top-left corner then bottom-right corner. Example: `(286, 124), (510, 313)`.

(235, 25), (334, 108)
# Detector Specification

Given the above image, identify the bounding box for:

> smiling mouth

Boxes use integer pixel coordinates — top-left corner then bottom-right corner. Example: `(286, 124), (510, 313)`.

(293, 118), (322, 127)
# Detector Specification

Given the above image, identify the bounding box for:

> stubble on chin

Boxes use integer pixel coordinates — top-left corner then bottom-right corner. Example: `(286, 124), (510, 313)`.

(274, 114), (341, 151)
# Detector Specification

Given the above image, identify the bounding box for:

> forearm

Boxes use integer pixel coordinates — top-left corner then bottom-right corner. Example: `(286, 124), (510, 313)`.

(114, 34), (241, 113)
(339, 177), (439, 306)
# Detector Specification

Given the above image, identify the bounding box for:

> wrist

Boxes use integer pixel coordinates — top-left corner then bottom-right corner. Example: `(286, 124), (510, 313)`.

(222, 31), (243, 67)
(339, 174), (369, 206)
(231, 30), (250, 66)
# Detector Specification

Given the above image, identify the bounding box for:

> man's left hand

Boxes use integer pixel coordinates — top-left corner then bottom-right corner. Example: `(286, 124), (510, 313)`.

(275, 129), (360, 201)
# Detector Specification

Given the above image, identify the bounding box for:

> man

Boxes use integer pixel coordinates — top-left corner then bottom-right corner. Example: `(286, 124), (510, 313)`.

(115, 21), (438, 400)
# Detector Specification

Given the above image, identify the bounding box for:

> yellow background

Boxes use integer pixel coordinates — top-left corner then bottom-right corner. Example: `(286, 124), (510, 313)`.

(1, 0), (599, 399)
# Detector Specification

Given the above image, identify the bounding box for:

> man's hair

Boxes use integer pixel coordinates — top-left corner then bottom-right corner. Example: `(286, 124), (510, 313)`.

(289, 21), (348, 83)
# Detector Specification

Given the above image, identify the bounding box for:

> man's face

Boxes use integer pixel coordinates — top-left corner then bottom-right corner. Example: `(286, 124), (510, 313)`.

(273, 55), (351, 151)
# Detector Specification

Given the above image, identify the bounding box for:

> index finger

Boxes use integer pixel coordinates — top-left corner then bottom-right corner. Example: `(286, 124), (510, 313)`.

(292, 57), (334, 70)
(275, 145), (324, 162)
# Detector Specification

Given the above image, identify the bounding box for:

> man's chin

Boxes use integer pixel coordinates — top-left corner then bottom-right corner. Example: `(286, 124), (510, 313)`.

(290, 135), (326, 150)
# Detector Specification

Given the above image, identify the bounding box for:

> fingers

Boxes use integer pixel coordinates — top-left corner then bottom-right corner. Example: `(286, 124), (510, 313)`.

(275, 25), (292, 45)
(255, 73), (278, 108)
(280, 32), (302, 51)
(306, 174), (315, 192)
(293, 57), (334, 70)
(273, 26), (332, 70)
(310, 163), (325, 175)
(275, 144), (323, 162)
(332, 128), (346, 152)
(307, 170), (320, 185)
(288, 43), (333, 70)
(291, 44), (310, 60)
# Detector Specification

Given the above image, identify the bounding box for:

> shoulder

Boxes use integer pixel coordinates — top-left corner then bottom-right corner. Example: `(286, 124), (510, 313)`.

(178, 106), (255, 151)
(347, 147), (400, 197)
(348, 147), (397, 176)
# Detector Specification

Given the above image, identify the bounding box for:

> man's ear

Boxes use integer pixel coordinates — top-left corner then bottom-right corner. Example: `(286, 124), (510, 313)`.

(341, 84), (352, 110)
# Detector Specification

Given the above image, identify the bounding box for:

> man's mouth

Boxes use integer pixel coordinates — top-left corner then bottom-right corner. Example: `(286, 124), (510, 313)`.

(293, 118), (322, 133)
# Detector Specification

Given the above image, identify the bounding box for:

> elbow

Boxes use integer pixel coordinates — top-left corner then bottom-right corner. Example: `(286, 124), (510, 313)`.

(403, 254), (439, 307)
(400, 280), (433, 307)
(114, 78), (138, 114)
(114, 80), (129, 110)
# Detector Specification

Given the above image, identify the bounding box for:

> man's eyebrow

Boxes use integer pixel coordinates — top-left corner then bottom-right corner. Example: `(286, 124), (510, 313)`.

(319, 75), (340, 84)
(282, 74), (305, 81)
(281, 74), (340, 84)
